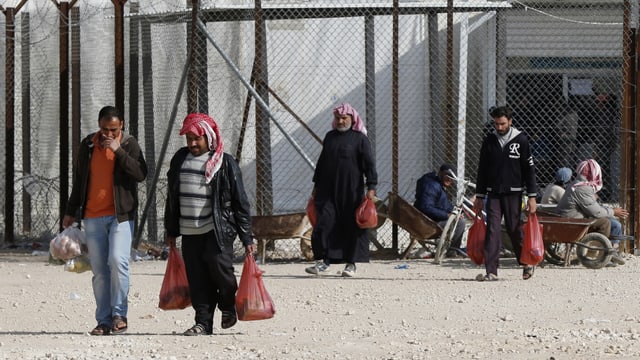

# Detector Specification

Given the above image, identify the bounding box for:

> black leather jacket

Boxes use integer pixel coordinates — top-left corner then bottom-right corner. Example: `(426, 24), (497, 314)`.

(65, 132), (147, 223)
(164, 149), (253, 253)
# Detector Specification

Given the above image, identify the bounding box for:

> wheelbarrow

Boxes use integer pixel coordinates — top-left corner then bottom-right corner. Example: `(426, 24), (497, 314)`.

(252, 213), (313, 263)
(537, 214), (617, 269)
(376, 192), (444, 260)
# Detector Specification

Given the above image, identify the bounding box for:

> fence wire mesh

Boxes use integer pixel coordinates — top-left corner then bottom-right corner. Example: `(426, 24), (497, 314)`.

(0, 0), (633, 260)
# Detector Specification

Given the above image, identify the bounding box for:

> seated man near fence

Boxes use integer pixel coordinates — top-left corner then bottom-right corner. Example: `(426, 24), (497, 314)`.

(541, 167), (572, 205)
(556, 159), (628, 267)
(414, 164), (465, 257)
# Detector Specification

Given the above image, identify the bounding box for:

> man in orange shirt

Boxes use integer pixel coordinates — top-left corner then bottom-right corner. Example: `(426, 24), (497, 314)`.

(63, 106), (147, 335)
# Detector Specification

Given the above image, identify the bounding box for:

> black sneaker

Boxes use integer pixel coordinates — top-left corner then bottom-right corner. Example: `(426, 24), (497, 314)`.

(446, 249), (459, 258)
(341, 263), (356, 277)
(611, 252), (626, 265)
(221, 311), (238, 329)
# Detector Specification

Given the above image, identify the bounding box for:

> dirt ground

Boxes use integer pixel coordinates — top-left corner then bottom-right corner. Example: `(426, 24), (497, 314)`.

(1, 248), (640, 360)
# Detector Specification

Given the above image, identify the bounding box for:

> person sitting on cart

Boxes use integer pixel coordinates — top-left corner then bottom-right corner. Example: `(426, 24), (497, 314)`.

(541, 167), (572, 205)
(414, 164), (465, 257)
(555, 159), (627, 266)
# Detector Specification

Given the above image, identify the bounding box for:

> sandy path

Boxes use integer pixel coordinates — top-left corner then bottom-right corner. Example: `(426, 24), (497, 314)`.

(1, 252), (640, 359)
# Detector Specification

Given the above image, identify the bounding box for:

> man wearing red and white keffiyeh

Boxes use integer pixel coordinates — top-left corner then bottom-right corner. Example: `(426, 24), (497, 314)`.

(179, 113), (225, 183)
(557, 159), (628, 266)
(306, 103), (378, 278)
(165, 113), (256, 336)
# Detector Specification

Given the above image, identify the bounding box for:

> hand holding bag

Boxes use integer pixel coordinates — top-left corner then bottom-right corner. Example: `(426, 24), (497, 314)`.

(158, 244), (191, 310)
(355, 197), (378, 229)
(467, 216), (486, 265)
(50, 227), (86, 260)
(521, 212), (544, 265)
(236, 254), (275, 321)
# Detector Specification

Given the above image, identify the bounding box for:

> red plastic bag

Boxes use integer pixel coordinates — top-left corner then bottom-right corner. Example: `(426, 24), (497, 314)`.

(158, 245), (191, 310)
(306, 196), (317, 227)
(355, 197), (378, 229)
(467, 216), (486, 265)
(236, 254), (275, 321)
(521, 212), (544, 265)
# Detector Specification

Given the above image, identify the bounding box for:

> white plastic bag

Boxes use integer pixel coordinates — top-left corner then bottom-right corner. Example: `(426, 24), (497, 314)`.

(49, 227), (86, 260)
(64, 255), (92, 273)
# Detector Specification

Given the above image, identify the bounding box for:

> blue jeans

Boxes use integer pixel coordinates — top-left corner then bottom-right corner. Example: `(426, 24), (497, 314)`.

(83, 216), (133, 326)
(610, 217), (622, 246)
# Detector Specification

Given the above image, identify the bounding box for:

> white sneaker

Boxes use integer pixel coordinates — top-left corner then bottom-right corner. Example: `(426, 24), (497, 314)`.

(305, 261), (329, 275)
(341, 263), (356, 277)
(475, 273), (498, 281)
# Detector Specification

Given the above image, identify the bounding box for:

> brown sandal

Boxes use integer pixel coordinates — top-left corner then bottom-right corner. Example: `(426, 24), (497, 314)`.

(90, 324), (111, 336)
(111, 315), (128, 334)
(523, 266), (535, 280)
(183, 323), (210, 336)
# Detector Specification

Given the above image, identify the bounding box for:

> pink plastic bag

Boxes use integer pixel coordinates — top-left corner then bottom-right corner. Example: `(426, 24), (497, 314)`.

(467, 216), (486, 265)
(355, 197), (378, 229)
(236, 254), (275, 321)
(158, 245), (191, 310)
(521, 213), (544, 265)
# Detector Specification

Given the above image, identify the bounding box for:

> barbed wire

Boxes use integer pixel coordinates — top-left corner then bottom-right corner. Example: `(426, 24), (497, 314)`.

(511, 0), (623, 26)
(0, 0), (632, 259)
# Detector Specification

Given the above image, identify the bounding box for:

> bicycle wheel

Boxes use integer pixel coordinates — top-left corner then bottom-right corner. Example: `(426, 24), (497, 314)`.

(433, 215), (457, 264)
(544, 243), (573, 266)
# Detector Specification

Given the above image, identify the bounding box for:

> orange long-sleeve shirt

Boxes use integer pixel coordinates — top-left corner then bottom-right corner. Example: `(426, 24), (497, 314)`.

(84, 133), (116, 218)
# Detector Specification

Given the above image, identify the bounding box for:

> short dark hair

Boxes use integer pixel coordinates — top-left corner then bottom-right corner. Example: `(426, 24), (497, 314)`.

(489, 105), (513, 120)
(98, 105), (121, 121)
(439, 163), (457, 177)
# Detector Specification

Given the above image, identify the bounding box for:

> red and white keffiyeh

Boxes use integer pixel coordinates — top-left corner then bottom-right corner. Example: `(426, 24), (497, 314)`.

(573, 159), (602, 192)
(332, 103), (367, 136)
(180, 113), (224, 184)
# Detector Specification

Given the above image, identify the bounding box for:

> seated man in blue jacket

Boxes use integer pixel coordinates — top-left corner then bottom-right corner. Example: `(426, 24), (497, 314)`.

(414, 164), (465, 257)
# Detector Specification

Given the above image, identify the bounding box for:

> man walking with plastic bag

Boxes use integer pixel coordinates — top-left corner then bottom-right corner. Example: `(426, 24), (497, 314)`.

(472, 105), (538, 281)
(164, 113), (256, 336)
(63, 106), (147, 335)
(305, 103), (378, 277)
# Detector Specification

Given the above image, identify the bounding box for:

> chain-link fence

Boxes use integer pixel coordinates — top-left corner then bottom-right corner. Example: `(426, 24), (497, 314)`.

(0, 0), (635, 259)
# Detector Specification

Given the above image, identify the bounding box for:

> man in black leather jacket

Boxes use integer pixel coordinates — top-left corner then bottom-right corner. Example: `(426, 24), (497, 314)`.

(164, 113), (255, 336)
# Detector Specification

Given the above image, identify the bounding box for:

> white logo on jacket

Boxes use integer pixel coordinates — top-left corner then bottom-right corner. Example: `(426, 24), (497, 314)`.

(508, 143), (520, 159)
